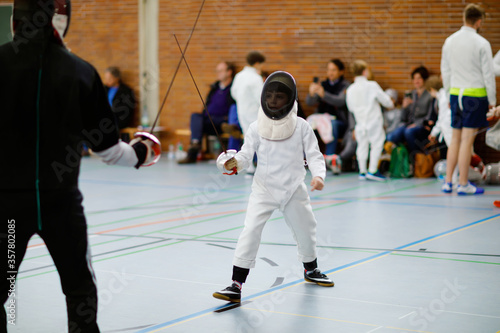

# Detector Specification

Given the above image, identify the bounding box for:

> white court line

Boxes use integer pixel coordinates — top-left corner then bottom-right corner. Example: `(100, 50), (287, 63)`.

(284, 291), (500, 319)
(366, 326), (383, 333)
(399, 311), (416, 320)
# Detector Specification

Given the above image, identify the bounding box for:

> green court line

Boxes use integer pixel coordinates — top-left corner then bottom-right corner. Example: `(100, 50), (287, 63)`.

(366, 180), (437, 198)
(23, 210), (247, 262)
(18, 222), (246, 280)
(25, 178), (436, 261)
(86, 193), (248, 229)
(86, 183), (250, 216)
(391, 253), (500, 265)
(91, 225), (246, 263)
(21, 179), (438, 270)
(157, 232), (199, 237)
(89, 210), (247, 248)
(314, 185), (363, 197)
(204, 236), (240, 241)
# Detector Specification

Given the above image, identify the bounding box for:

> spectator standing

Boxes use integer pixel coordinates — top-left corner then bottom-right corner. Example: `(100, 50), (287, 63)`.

(440, 3), (496, 195)
(230, 51), (266, 174)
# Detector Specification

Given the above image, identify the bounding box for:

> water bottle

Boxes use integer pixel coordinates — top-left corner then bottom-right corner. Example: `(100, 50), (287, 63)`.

(168, 144), (175, 160)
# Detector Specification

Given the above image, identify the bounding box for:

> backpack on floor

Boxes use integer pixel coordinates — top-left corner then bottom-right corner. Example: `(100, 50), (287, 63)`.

(414, 144), (441, 178)
(389, 144), (411, 178)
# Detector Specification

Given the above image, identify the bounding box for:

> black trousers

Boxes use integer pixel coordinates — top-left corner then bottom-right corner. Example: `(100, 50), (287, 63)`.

(0, 189), (99, 333)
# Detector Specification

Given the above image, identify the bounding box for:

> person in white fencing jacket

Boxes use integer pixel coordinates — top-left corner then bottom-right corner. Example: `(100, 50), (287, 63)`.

(213, 71), (334, 304)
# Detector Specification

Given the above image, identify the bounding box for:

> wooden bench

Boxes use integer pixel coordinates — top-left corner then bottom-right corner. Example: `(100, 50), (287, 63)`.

(121, 126), (167, 138)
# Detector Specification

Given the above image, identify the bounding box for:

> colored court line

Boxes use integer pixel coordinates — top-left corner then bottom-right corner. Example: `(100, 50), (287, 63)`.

(390, 253), (500, 265)
(24, 198), (344, 251)
(240, 307), (431, 333)
(18, 212), (248, 279)
(19, 179), (445, 272)
(20, 178), (439, 263)
(84, 182), (251, 216)
(84, 193), (249, 230)
(92, 209), (246, 235)
(369, 200), (494, 211)
(136, 213), (500, 332)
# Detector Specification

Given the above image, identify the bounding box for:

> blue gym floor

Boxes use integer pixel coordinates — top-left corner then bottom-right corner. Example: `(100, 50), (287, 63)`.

(9, 155), (500, 332)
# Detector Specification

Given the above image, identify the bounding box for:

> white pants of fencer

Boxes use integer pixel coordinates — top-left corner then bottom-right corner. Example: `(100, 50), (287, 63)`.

(233, 182), (318, 269)
(355, 124), (385, 174)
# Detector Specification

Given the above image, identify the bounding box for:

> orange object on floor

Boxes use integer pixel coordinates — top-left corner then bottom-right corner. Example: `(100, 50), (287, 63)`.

(494, 200), (500, 208)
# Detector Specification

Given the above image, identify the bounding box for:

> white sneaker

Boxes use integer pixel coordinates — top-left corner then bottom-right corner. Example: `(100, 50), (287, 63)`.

(457, 182), (484, 195)
(441, 182), (453, 193)
(359, 173), (366, 180)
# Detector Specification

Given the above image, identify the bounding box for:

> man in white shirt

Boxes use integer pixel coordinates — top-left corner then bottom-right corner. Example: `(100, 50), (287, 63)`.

(231, 51), (266, 134)
(440, 3), (496, 195)
(230, 51), (266, 174)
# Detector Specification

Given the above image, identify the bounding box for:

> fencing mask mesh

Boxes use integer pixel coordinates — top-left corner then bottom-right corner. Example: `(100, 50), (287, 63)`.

(261, 71), (297, 120)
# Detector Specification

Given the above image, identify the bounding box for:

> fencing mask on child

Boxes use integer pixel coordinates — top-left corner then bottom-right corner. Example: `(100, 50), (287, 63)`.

(258, 71), (298, 141)
(261, 71), (297, 120)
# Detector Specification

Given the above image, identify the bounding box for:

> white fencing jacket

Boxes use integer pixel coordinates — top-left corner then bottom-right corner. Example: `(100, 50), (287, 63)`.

(234, 105), (326, 208)
(430, 88), (452, 146)
(441, 26), (496, 106)
(346, 76), (394, 133)
(230, 66), (264, 133)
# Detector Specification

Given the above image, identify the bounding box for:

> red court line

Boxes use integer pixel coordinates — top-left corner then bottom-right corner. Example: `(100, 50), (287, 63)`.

(26, 199), (343, 249)
(27, 209), (246, 249)
(94, 209), (247, 235)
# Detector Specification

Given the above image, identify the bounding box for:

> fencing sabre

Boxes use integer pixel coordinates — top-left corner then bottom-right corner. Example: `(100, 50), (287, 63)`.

(148, 0), (207, 134)
(173, 34), (238, 175)
(132, 0), (207, 165)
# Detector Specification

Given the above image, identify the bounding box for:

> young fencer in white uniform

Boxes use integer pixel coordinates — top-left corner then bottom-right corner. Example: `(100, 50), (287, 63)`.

(213, 71), (334, 303)
(346, 60), (394, 181)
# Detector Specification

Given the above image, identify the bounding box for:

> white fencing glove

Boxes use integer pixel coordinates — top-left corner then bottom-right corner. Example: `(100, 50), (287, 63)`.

(216, 149), (239, 175)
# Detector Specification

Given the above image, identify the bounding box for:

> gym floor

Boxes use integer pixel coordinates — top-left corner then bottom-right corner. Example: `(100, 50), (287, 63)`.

(10, 156), (500, 333)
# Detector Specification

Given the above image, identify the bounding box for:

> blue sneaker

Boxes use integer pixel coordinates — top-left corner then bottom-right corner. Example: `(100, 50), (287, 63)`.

(359, 173), (366, 180)
(457, 182), (484, 195)
(366, 171), (386, 182)
(441, 182), (453, 193)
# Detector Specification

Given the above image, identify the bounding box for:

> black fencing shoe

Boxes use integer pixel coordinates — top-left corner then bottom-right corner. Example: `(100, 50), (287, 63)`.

(213, 283), (241, 303)
(304, 268), (334, 287)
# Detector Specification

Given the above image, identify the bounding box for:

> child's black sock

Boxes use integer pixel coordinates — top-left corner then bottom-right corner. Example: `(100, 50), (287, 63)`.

(232, 265), (250, 288)
(303, 258), (318, 271)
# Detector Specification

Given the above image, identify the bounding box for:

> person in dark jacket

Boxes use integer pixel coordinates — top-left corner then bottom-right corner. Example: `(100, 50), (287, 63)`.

(103, 66), (137, 131)
(386, 66), (437, 153)
(306, 59), (351, 157)
(0, 1), (159, 332)
(179, 61), (236, 164)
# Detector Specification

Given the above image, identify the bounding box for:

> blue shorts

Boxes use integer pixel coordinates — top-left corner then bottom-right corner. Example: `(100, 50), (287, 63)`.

(450, 95), (489, 129)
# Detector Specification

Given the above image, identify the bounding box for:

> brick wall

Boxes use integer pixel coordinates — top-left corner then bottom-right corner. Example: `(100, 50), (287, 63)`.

(3, 0), (500, 162)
